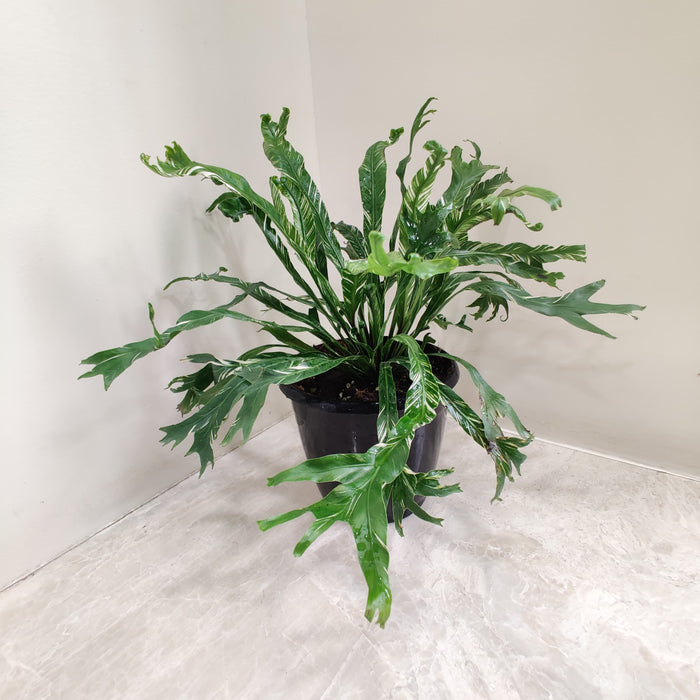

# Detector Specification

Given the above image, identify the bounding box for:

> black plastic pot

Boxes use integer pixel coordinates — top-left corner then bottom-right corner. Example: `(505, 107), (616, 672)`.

(280, 352), (459, 521)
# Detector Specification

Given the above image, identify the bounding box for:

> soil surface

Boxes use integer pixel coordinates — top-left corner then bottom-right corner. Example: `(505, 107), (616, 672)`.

(289, 352), (456, 407)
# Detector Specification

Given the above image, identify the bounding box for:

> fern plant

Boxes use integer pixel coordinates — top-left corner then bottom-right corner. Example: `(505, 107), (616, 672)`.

(81, 99), (643, 626)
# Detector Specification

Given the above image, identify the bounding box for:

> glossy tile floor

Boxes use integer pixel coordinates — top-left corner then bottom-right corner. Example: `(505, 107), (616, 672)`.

(2, 417), (699, 699)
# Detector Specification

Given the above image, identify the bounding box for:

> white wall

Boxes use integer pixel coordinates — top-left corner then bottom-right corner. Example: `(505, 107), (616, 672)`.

(304, 1), (700, 477)
(1, 0), (318, 586)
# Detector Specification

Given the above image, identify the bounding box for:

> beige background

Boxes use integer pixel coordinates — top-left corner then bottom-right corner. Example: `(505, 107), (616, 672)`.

(2, 0), (698, 587)
(1, 0), (318, 586)
(304, 0), (700, 472)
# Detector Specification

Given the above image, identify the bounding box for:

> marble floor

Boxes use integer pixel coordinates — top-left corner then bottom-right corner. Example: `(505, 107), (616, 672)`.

(1, 417), (699, 699)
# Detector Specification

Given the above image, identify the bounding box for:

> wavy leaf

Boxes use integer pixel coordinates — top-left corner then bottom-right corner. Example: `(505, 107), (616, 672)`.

(389, 468), (461, 535)
(260, 336), (445, 626)
(222, 384), (268, 444)
(334, 220), (367, 259)
(79, 295), (319, 391)
(162, 352), (352, 474)
(437, 380), (531, 501)
(447, 170), (514, 236)
(498, 185), (562, 211)
(80, 336), (167, 391)
(453, 241), (586, 287)
(377, 362), (398, 443)
(164, 267), (324, 330)
(465, 278), (645, 338)
(360, 128), (403, 235)
(439, 355), (531, 442)
(441, 145), (499, 210)
(143, 140), (348, 338)
(395, 97), (437, 195)
(261, 110), (344, 274)
(397, 141), (448, 252)
(141, 143), (280, 225)
(347, 232), (458, 280)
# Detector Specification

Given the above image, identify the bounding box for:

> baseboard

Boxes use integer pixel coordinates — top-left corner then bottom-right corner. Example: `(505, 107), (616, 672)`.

(532, 435), (700, 483)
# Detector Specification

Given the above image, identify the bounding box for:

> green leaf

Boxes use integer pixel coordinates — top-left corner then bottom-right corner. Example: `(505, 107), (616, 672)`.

(360, 128), (403, 235)
(397, 140), (448, 252)
(162, 352), (354, 473)
(266, 451), (375, 488)
(446, 166), (521, 237)
(442, 354), (531, 441)
(80, 336), (166, 390)
(489, 436), (530, 501)
(377, 362), (398, 443)
(261, 335), (445, 626)
(239, 352), (357, 386)
(403, 140), (448, 217)
(441, 145), (499, 208)
(413, 468), (463, 499)
(168, 361), (217, 415)
(391, 97), (439, 250)
(266, 179), (351, 340)
(436, 382), (489, 448)
(261, 449), (397, 626)
(411, 203), (451, 255)
(143, 140), (348, 336)
(412, 275), (464, 334)
(466, 277), (645, 338)
(222, 384), (268, 444)
(498, 185), (562, 211)
(454, 241), (587, 287)
(396, 97), (437, 195)
(348, 232), (458, 280)
(437, 380), (531, 501)
(388, 468), (461, 534)
(504, 202), (545, 232)
(141, 143), (280, 227)
(171, 307), (308, 352)
(393, 335), (442, 432)
(435, 351), (532, 501)
(490, 196), (508, 225)
(244, 196), (330, 311)
(205, 191), (251, 222)
(487, 185), (561, 230)
(434, 313), (473, 332)
(334, 221), (367, 259)
(261, 110), (345, 274)
(455, 241), (586, 266)
(339, 269), (369, 330)
(161, 373), (251, 472)
(164, 268), (324, 330)
(79, 302), (188, 390)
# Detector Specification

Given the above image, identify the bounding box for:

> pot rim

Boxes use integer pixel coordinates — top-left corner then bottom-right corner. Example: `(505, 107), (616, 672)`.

(279, 346), (459, 414)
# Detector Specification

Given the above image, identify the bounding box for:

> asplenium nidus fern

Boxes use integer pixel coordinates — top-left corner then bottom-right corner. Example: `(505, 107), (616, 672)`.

(80, 98), (643, 626)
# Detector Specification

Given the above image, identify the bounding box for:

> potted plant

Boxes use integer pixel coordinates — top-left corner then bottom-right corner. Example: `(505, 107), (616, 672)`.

(80, 99), (643, 626)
